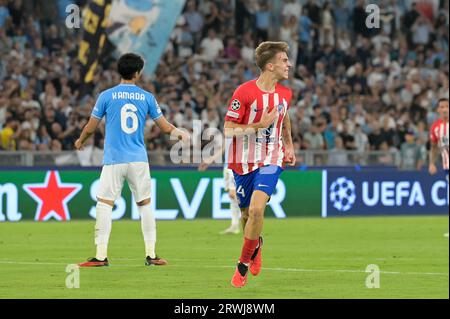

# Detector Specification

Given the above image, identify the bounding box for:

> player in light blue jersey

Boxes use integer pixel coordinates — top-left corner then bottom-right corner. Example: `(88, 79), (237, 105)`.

(75, 53), (189, 267)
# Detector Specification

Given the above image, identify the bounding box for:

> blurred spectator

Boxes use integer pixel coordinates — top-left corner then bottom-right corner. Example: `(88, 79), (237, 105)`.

(352, 0), (369, 38)
(303, 0), (321, 47)
(340, 123), (356, 150)
(76, 136), (103, 166)
(203, 1), (223, 36)
(298, 6), (313, 50)
(235, 0), (255, 36)
(35, 124), (51, 149)
(1, 118), (20, 150)
(282, 0), (301, 19)
(199, 29), (223, 61)
(255, 0), (271, 42)
(303, 123), (324, 150)
(334, 0), (349, 33)
(327, 136), (348, 166)
(347, 62), (368, 93)
(7, 0), (23, 29)
(223, 37), (241, 62)
(403, 2), (421, 48)
(0, 0), (10, 29)
(378, 141), (398, 165)
(45, 24), (63, 54)
(354, 124), (369, 153)
(218, 0), (234, 22)
(319, 1), (335, 47)
(241, 32), (256, 63)
(368, 122), (384, 150)
(379, 0), (397, 38)
(400, 129), (426, 170)
(172, 17), (194, 59)
(184, 0), (204, 51)
(411, 15), (434, 47)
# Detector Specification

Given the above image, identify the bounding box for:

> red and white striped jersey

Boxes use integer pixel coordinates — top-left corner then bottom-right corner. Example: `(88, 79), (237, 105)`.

(430, 118), (449, 170)
(224, 79), (293, 175)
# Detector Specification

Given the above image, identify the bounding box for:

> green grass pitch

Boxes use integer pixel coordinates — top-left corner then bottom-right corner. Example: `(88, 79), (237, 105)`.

(0, 216), (448, 299)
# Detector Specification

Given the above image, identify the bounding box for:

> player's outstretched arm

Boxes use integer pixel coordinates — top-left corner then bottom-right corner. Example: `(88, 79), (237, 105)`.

(154, 116), (190, 142)
(429, 141), (439, 175)
(75, 117), (101, 150)
(224, 107), (278, 137)
(282, 112), (296, 166)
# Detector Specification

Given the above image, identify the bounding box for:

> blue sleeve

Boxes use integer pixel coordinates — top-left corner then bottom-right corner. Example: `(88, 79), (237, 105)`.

(148, 94), (163, 120)
(91, 92), (107, 119)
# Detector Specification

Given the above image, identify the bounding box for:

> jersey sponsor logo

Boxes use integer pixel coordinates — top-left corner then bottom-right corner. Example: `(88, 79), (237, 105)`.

(231, 99), (241, 111)
(227, 110), (240, 119)
(261, 123), (275, 138)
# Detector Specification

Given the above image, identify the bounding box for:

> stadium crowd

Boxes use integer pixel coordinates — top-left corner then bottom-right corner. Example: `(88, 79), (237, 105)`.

(0, 0), (448, 169)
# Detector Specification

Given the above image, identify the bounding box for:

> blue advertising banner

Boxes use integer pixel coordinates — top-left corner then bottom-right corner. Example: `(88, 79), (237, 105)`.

(322, 170), (449, 217)
(106, 0), (186, 76)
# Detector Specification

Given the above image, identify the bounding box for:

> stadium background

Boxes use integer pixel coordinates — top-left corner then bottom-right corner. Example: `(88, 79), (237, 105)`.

(0, 0), (448, 219)
(0, 0), (448, 300)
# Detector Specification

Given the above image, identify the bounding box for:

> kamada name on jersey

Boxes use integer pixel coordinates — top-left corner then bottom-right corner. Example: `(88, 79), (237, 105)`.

(112, 91), (146, 101)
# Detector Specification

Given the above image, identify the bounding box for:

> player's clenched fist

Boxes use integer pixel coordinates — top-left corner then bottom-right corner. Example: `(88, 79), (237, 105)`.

(172, 128), (190, 144)
(74, 138), (84, 150)
(284, 146), (296, 166)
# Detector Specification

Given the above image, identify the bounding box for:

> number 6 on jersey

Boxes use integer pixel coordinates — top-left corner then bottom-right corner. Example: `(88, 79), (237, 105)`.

(121, 103), (138, 134)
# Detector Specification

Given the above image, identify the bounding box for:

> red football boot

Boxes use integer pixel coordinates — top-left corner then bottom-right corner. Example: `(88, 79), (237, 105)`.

(231, 263), (249, 288)
(249, 236), (263, 276)
(145, 256), (168, 266)
(78, 257), (109, 267)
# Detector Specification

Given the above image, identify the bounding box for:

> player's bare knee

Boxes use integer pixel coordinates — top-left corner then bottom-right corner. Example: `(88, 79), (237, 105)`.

(248, 206), (264, 220)
(137, 198), (151, 206)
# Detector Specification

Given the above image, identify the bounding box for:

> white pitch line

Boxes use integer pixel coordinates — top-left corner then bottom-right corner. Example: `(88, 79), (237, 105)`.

(1, 256), (447, 261)
(0, 260), (66, 266)
(0, 260), (447, 277)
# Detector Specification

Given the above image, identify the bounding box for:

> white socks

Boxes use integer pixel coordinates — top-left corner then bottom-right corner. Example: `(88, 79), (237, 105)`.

(95, 201), (112, 260)
(139, 203), (157, 259)
(94, 201), (157, 260)
(230, 196), (241, 227)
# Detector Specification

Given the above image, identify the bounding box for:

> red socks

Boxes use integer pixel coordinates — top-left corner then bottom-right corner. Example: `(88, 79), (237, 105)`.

(239, 238), (259, 265)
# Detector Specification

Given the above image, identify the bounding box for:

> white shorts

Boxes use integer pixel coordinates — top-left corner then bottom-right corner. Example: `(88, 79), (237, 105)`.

(223, 167), (236, 191)
(97, 162), (151, 203)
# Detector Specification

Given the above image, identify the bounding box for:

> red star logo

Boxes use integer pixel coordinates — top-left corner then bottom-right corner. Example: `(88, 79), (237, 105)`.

(23, 171), (82, 221)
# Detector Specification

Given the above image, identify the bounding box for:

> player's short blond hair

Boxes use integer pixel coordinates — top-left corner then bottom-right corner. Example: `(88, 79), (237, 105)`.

(255, 41), (289, 71)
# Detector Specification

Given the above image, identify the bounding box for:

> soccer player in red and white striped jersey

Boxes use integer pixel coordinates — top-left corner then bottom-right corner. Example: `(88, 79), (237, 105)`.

(225, 77), (293, 174)
(224, 42), (296, 287)
(429, 97), (449, 238)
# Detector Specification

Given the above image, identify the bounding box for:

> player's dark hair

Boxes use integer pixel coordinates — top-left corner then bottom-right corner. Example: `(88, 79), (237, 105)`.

(117, 53), (144, 80)
(254, 41), (289, 71)
(438, 98), (448, 105)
